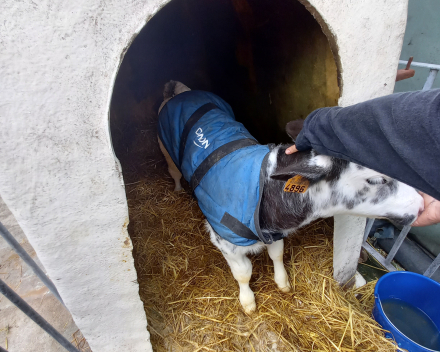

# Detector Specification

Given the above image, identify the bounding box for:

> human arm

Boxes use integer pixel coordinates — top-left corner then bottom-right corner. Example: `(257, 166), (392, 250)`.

(286, 89), (440, 201)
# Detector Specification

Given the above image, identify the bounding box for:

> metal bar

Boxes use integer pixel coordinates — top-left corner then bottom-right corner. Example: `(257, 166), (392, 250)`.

(362, 242), (397, 272)
(399, 60), (440, 70)
(424, 253), (440, 278)
(0, 279), (79, 352)
(0, 222), (64, 304)
(363, 218), (375, 243)
(384, 225), (411, 265)
(422, 69), (439, 91)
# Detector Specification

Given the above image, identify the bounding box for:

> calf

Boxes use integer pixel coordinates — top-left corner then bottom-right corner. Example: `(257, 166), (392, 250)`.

(157, 81), (424, 314)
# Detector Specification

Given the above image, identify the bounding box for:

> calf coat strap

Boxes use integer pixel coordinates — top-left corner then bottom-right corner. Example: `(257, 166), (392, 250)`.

(220, 213), (260, 241)
(189, 138), (258, 190)
(220, 212), (284, 244)
(179, 102), (218, 168)
(191, 141), (281, 245)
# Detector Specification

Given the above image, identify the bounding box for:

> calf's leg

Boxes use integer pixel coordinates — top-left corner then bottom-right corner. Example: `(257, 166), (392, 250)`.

(267, 239), (291, 292)
(222, 251), (256, 314)
(206, 223), (266, 314)
(158, 137), (182, 191)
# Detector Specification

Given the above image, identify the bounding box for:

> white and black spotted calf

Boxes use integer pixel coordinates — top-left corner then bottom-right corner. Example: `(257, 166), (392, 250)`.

(158, 82), (424, 314)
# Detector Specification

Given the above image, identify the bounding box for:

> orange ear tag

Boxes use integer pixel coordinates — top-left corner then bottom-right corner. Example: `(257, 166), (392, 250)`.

(283, 175), (310, 193)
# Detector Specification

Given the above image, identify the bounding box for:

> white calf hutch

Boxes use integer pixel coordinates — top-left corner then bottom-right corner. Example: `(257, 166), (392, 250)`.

(0, 0), (408, 351)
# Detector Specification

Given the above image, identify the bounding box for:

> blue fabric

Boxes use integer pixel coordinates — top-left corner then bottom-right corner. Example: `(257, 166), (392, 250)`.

(158, 91), (270, 246)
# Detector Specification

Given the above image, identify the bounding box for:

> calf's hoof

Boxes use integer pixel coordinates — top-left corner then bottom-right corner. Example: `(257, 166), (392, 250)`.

(279, 285), (291, 293)
(354, 271), (366, 288)
(242, 300), (257, 315)
(276, 278), (291, 293)
(240, 291), (256, 314)
(340, 271), (367, 290)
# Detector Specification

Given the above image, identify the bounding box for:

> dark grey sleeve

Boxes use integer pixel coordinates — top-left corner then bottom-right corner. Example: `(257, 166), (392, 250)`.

(294, 89), (440, 200)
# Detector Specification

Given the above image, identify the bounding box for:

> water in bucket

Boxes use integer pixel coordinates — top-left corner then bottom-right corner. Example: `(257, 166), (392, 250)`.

(382, 298), (440, 351)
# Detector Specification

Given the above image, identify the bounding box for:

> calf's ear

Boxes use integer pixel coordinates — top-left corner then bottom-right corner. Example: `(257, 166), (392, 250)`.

(271, 165), (327, 182)
(271, 155), (331, 182)
(286, 120), (305, 141)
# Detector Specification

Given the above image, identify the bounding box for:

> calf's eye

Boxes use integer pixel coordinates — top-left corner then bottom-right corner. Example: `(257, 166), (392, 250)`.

(367, 177), (387, 185)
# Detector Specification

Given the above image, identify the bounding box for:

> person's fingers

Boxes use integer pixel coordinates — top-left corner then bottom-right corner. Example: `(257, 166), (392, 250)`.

(412, 194), (440, 227)
(396, 69), (415, 82)
(285, 145), (298, 155)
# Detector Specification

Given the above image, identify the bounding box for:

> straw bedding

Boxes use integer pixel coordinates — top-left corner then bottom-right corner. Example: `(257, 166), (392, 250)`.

(126, 176), (399, 352)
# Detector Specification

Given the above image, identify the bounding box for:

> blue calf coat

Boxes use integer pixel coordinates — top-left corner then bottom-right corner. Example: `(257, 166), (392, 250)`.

(158, 91), (274, 246)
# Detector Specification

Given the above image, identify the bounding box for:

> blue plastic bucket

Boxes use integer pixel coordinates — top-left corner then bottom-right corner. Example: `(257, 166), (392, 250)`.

(373, 272), (440, 351)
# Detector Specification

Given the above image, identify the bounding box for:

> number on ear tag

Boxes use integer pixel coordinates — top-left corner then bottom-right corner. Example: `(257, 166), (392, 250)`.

(283, 175), (310, 193)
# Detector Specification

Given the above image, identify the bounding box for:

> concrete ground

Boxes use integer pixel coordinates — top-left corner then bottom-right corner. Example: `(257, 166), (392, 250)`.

(0, 196), (90, 352)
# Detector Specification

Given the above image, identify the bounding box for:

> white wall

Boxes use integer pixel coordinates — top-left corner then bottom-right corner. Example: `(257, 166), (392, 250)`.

(0, 0), (169, 350)
(0, 0), (407, 351)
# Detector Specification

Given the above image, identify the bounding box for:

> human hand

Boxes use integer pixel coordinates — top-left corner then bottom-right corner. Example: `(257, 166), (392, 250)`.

(412, 193), (440, 227)
(396, 57), (415, 82)
(285, 120), (304, 155)
(285, 145), (298, 155)
(396, 69), (415, 82)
